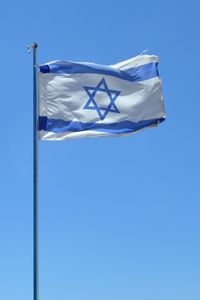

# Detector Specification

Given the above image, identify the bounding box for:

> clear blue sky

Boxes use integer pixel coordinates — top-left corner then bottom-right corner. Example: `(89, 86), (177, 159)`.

(0, 1), (200, 299)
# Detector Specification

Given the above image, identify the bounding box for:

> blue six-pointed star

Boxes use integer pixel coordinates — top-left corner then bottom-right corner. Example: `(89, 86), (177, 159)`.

(83, 78), (121, 120)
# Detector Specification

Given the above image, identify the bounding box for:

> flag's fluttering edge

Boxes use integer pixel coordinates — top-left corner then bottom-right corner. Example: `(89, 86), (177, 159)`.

(38, 55), (166, 140)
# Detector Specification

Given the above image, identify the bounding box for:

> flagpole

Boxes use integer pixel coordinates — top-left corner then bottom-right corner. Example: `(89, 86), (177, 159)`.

(31, 41), (39, 300)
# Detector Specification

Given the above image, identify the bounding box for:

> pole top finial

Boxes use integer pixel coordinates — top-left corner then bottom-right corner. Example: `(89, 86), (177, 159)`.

(27, 42), (38, 53)
(32, 42), (38, 49)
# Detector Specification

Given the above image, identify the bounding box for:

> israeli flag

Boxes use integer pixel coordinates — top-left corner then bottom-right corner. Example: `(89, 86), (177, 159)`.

(38, 55), (165, 140)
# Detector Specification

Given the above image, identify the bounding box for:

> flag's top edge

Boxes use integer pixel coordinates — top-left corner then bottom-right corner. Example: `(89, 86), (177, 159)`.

(38, 55), (159, 82)
(39, 54), (158, 72)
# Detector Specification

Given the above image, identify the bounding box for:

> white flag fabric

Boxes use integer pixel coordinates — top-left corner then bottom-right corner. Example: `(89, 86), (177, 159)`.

(38, 55), (165, 140)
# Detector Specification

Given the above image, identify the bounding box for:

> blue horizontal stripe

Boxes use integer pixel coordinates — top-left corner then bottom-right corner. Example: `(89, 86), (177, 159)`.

(39, 116), (165, 134)
(39, 61), (159, 82)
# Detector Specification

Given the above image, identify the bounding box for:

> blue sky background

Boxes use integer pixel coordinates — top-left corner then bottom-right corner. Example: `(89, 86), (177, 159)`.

(0, 0), (200, 299)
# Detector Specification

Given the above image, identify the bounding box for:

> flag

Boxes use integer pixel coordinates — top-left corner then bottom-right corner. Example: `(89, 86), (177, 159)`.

(38, 54), (165, 140)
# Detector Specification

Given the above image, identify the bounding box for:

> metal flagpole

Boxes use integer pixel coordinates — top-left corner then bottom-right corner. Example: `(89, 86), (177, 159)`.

(33, 41), (39, 300)
(28, 41), (39, 300)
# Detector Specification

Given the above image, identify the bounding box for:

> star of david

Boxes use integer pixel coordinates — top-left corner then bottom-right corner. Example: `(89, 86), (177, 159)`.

(83, 78), (121, 120)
